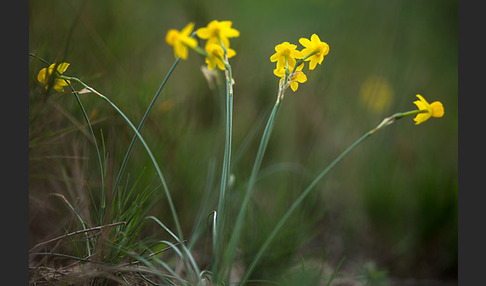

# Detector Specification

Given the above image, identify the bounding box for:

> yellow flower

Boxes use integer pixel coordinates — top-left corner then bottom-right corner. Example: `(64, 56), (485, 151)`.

(205, 43), (236, 71)
(196, 20), (240, 49)
(274, 63), (307, 92)
(299, 34), (329, 70)
(270, 42), (302, 70)
(37, 62), (71, 92)
(165, 22), (198, 59)
(413, 94), (444, 125)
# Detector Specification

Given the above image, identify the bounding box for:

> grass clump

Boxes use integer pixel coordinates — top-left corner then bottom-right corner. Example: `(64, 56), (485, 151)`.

(29, 6), (453, 285)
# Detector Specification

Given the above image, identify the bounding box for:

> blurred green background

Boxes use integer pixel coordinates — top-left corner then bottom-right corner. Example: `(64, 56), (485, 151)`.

(29, 0), (457, 283)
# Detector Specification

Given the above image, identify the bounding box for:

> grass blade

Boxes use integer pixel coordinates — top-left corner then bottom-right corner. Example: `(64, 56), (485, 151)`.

(240, 131), (372, 283)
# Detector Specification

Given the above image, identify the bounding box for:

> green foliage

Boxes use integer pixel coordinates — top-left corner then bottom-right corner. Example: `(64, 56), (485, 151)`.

(29, 0), (457, 285)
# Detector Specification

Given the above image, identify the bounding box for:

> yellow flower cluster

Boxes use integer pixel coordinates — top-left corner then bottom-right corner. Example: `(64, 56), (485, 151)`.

(165, 20), (239, 71)
(270, 34), (329, 92)
(35, 24), (445, 128)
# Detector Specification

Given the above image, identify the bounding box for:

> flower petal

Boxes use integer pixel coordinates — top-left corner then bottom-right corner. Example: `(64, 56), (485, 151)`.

(414, 112), (432, 125)
(308, 58), (318, 70)
(37, 68), (48, 84)
(226, 48), (236, 58)
(225, 29), (240, 38)
(287, 56), (296, 68)
(48, 63), (57, 71)
(276, 58), (287, 70)
(290, 81), (299, 92)
(196, 27), (211, 39)
(221, 21), (240, 37)
(56, 62), (70, 74)
(53, 79), (67, 92)
(299, 38), (311, 48)
(415, 94), (429, 106)
(205, 57), (216, 70)
(58, 78), (69, 86)
(317, 53), (325, 64)
(273, 66), (285, 77)
(291, 49), (303, 59)
(166, 30), (179, 45)
(413, 94), (431, 112)
(294, 71), (307, 83)
(413, 100), (427, 111)
(310, 33), (321, 44)
(216, 59), (226, 70)
(175, 42), (188, 59)
(270, 53), (279, 62)
(181, 22), (195, 36)
(182, 36), (197, 48)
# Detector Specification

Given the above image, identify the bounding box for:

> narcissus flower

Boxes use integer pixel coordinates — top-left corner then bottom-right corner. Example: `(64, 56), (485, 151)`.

(270, 42), (302, 71)
(37, 62), (71, 92)
(205, 43), (236, 71)
(165, 22), (198, 59)
(274, 63), (307, 92)
(299, 34), (329, 70)
(196, 20), (240, 49)
(413, 94), (444, 125)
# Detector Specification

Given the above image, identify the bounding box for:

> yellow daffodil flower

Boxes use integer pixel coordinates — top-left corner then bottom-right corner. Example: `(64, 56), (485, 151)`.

(196, 20), (240, 49)
(274, 63), (307, 92)
(165, 22), (198, 59)
(37, 62), (71, 92)
(205, 43), (236, 71)
(270, 42), (302, 71)
(413, 94), (444, 125)
(299, 34), (329, 70)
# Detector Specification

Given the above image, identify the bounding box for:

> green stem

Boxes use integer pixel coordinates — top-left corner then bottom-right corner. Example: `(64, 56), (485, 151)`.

(109, 57), (181, 215)
(62, 76), (184, 240)
(109, 31), (197, 216)
(240, 130), (372, 284)
(190, 31), (210, 58)
(397, 109), (426, 118)
(191, 45), (210, 58)
(223, 97), (281, 281)
(370, 109), (427, 134)
(239, 108), (425, 283)
(288, 54), (312, 79)
(301, 50), (319, 62)
(62, 77), (106, 225)
(212, 38), (235, 282)
(51, 193), (92, 257)
(284, 57), (290, 85)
